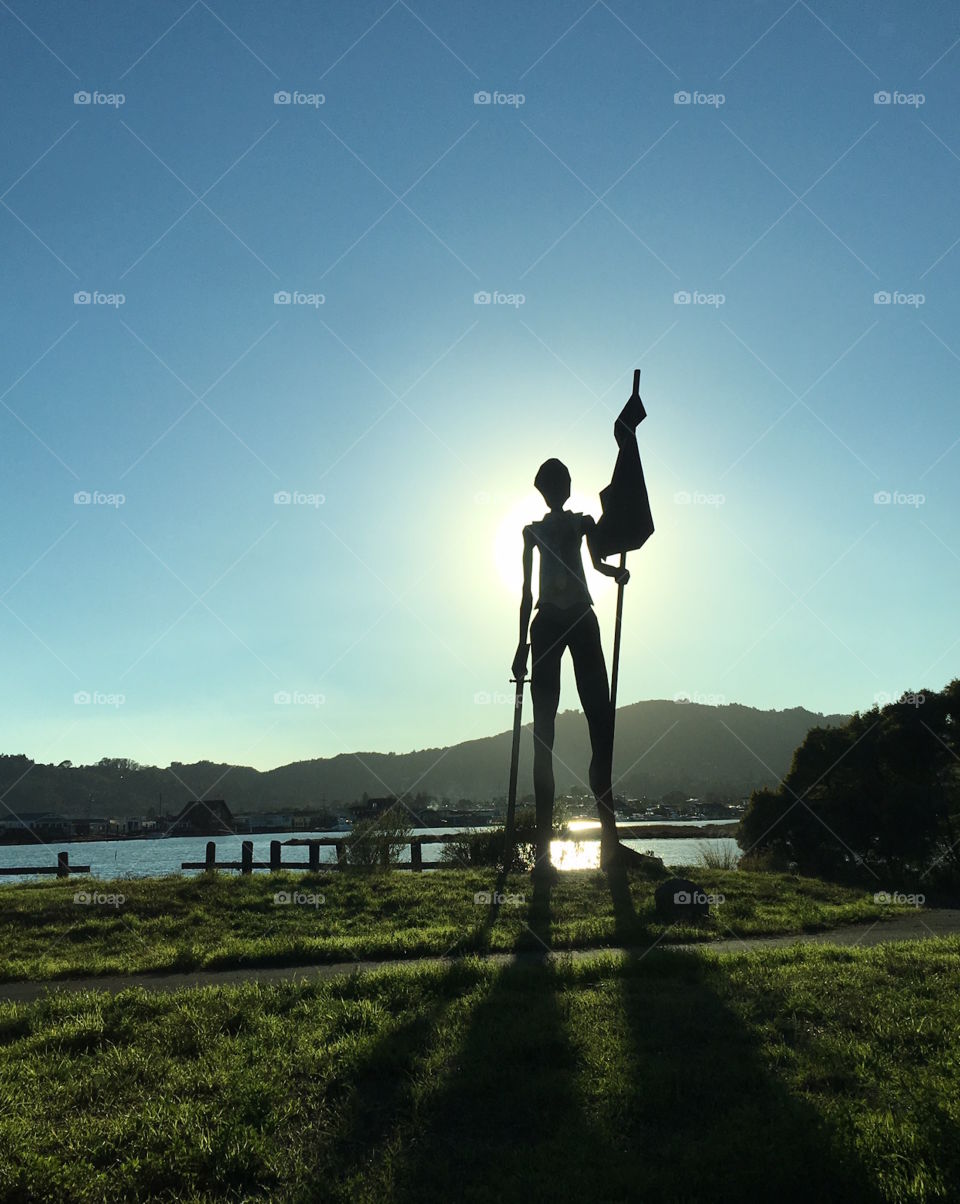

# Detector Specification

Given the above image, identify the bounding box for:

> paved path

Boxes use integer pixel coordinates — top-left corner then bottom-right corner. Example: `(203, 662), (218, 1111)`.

(1, 909), (957, 1005)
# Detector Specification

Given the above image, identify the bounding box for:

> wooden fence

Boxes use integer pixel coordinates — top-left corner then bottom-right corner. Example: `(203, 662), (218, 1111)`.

(0, 851), (91, 877)
(180, 825), (715, 874)
(182, 835), (456, 873)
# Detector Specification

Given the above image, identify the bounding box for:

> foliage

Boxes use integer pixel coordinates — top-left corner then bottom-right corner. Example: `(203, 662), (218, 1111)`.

(740, 681), (960, 888)
(343, 809), (413, 869)
(441, 805), (539, 871)
(696, 839), (741, 870)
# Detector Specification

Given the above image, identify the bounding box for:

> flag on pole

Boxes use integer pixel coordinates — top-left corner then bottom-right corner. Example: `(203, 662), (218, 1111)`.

(594, 373), (654, 559)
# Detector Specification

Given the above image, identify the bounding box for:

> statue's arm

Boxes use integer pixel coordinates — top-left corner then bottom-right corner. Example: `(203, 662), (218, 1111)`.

(512, 527), (535, 678)
(584, 515), (630, 584)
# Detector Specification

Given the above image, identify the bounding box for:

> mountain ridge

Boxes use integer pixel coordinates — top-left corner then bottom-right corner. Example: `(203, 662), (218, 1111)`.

(0, 700), (850, 817)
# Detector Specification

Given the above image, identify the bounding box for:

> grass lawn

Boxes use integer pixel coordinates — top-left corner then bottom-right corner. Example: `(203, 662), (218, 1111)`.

(1, 938), (959, 1202)
(0, 867), (915, 982)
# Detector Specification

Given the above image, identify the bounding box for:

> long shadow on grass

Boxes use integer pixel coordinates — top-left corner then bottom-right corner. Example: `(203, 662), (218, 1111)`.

(601, 869), (881, 1200)
(291, 965), (475, 1203)
(371, 874), (882, 1203)
(469, 863), (513, 954)
(460, 861), (553, 959)
(291, 878), (560, 1202)
(605, 952), (883, 1202)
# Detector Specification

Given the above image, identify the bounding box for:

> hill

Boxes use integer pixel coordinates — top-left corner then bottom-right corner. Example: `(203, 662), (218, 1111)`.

(0, 700), (848, 817)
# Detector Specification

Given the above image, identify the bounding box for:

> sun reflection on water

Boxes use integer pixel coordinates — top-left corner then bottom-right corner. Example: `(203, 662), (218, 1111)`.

(550, 839), (601, 870)
(551, 820), (603, 870)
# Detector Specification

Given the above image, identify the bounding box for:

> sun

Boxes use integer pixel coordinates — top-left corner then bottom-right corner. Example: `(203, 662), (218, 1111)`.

(492, 489), (614, 599)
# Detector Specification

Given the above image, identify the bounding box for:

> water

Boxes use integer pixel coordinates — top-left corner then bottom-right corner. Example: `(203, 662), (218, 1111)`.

(554, 819), (741, 870)
(0, 820), (740, 883)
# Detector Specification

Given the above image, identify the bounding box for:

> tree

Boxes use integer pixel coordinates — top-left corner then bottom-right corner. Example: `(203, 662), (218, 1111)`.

(739, 682), (960, 884)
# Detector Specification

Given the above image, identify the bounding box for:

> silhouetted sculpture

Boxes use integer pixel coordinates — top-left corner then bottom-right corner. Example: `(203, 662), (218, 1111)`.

(512, 460), (644, 872)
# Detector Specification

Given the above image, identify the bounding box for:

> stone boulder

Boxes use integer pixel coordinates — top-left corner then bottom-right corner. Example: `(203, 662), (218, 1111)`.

(654, 876), (710, 921)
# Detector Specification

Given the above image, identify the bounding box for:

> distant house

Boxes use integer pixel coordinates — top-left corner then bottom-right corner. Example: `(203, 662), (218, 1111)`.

(699, 802), (734, 820)
(438, 809), (483, 827)
(123, 817), (159, 835)
(2, 811), (74, 837)
(290, 813), (327, 831)
(350, 796), (397, 822)
(245, 812), (295, 832)
(168, 798), (235, 836)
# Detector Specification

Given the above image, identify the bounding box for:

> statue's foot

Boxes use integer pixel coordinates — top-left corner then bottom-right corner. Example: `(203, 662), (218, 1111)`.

(601, 842), (665, 873)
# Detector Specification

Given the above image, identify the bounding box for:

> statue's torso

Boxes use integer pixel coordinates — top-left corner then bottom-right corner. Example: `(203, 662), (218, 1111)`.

(528, 511), (593, 611)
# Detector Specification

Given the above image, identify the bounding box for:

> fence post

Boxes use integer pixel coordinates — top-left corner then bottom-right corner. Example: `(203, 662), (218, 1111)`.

(309, 842), (320, 872)
(335, 840), (345, 870)
(57, 851), (69, 879)
(270, 840), (281, 872)
(410, 840), (423, 872)
(205, 841), (216, 871)
(241, 840), (253, 875)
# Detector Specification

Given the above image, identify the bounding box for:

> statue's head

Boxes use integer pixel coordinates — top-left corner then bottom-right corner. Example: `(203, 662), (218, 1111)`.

(534, 458), (571, 509)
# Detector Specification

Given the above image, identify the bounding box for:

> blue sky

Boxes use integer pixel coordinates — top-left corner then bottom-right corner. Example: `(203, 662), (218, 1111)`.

(2, 0), (959, 771)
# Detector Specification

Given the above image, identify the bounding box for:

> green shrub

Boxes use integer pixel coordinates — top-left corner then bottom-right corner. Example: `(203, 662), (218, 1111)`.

(442, 806), (539, 871)
(697, 840), (741, 870)
(344, 809), (413, 870)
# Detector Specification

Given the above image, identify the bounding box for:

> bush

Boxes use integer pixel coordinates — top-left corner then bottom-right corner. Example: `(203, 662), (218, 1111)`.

(696, 839), (740, 870)
(737, 848), (793, 873)
(442, 806), (539, 872)
(344, 809), (413, 870)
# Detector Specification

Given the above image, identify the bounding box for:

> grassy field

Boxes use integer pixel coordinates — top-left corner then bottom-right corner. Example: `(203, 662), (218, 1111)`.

(1, 937), (959, 1202)
(0, 866), (915, 982)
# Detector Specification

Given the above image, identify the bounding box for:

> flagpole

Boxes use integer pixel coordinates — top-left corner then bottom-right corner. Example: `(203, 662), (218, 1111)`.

(609, 551), (626, 745)
(609, 366), (640, 727)
(600, 367), (650, 826)
(609, 365), (641, 744)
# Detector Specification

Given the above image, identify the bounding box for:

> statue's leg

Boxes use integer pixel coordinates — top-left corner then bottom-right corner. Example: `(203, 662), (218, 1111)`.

(530, 611), (563, 867)
(569, 609), (618, 854)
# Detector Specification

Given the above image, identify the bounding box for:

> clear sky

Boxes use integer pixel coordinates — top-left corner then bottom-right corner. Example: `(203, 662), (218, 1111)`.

(2, 0), (959, 772)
